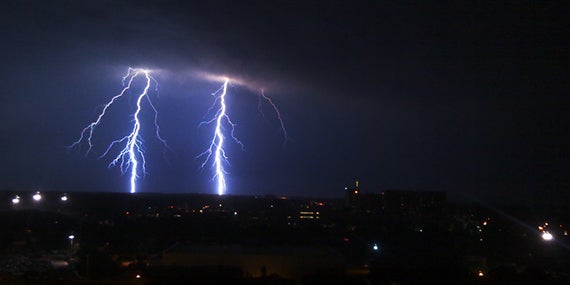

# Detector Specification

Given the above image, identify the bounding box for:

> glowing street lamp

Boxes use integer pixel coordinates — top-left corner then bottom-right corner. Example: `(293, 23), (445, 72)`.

(11, 195), (20, 205)
(542, 231), (554, 241)
(32, 192), (42, 202)
(68, 235), (75, 246)
(372, 243), (380, 251)
(60, 194), (68, 202)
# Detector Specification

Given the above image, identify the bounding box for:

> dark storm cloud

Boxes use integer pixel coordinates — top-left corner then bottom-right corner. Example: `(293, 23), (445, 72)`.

(4, 0), (381, 95)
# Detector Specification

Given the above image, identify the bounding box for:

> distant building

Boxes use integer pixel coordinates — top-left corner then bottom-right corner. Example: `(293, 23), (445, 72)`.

(380, 190), (446, 213)
(298, 210), (320, 220)
(344, 181), (383, 215)
(345, 181), (361, 210)
(342, 186), (447, 230)
(379, 190), (447, 230)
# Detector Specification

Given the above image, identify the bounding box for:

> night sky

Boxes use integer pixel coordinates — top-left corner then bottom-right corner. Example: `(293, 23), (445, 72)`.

(1, 1), (568, 203)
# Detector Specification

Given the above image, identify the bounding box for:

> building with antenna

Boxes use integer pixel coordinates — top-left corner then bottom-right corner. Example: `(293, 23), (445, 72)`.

(345, 180), (360, 210)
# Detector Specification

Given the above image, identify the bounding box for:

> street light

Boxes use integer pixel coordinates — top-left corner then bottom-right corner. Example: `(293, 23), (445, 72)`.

(542, 231), (553, 241)
(11, 195), (20, 205)
(68, 235), (75, 246)
(32, 192), (42, 202)
(60, 194), (68, 202)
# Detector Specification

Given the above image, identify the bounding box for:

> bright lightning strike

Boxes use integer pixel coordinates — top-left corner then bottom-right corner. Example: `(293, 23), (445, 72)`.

(198, 78), (243, 196)
(70, 68), (167, 193)
(198, 78), (289, 196)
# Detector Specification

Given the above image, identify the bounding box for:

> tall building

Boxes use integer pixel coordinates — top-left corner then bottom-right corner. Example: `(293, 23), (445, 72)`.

(345, 180), (360, 209)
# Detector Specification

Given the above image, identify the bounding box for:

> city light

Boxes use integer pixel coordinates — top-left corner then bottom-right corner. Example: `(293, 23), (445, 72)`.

(32, 192), (42, 202)
(372, 243), (379, 251)
(11, 196), (20, 205)
(542, 231), (554, 241)
(60, 194), (68, 201)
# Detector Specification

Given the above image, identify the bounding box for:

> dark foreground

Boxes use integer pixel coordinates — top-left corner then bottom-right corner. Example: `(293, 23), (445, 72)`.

(1, 191), (569, 284)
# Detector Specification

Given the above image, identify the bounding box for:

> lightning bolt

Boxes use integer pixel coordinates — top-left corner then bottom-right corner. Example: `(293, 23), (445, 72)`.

(259, 89), (291, 144)
(198, 78), (289, 196)
(198, 78), (244, 196)
(70, 68), (167, 193)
